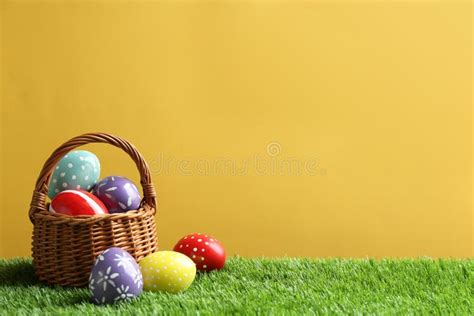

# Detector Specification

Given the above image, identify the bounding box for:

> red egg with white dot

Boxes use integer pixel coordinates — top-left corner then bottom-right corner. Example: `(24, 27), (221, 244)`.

(173, 233), (226, 272)
(49, 189), (109, 216)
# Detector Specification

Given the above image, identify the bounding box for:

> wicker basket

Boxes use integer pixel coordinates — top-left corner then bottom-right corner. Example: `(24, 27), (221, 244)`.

(29, 133), (158, 287)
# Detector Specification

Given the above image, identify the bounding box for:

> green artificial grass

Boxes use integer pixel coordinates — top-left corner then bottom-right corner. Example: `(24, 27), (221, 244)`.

(0, 257), (472, 315)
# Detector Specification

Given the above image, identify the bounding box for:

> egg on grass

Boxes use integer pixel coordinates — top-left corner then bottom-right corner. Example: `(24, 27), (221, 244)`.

(89, 247), (143, 305)
(139, 251), (196, 293)
(174, 233), (226, 272)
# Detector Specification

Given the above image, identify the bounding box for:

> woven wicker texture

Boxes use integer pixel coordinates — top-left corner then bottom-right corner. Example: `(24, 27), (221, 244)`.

(29, 133), (158, 287)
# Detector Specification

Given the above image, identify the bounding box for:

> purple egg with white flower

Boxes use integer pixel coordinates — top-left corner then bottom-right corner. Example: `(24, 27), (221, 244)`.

(92, 176), (141, 214)
(89, 247), (143, 305)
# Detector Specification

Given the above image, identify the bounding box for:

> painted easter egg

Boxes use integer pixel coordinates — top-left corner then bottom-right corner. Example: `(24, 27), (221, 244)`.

(48, 150), (100, 199)
(50, 190), (108, 216)
(92, 176), (141, 214)
(173, 233), (226, 272)
(139, 251), (196, 293)
(89, 247), (143, 305)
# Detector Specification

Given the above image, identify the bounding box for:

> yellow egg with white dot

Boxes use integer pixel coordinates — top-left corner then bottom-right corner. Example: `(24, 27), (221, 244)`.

(139, 251), (196, 293)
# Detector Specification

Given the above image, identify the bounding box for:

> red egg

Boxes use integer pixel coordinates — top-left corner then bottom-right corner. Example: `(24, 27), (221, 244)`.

(173, 233), (226, 272)
(50, 190), (109, 216)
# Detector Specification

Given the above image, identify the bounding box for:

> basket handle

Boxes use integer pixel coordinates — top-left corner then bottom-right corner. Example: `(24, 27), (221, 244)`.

(29, 132), (156, 222)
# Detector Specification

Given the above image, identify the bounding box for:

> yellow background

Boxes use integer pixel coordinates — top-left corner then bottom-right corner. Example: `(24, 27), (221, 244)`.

(1, 1), (472, 258)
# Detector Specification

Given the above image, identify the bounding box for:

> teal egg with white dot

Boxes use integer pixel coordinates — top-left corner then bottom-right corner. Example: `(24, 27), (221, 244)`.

(48, 150), (101, 199)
